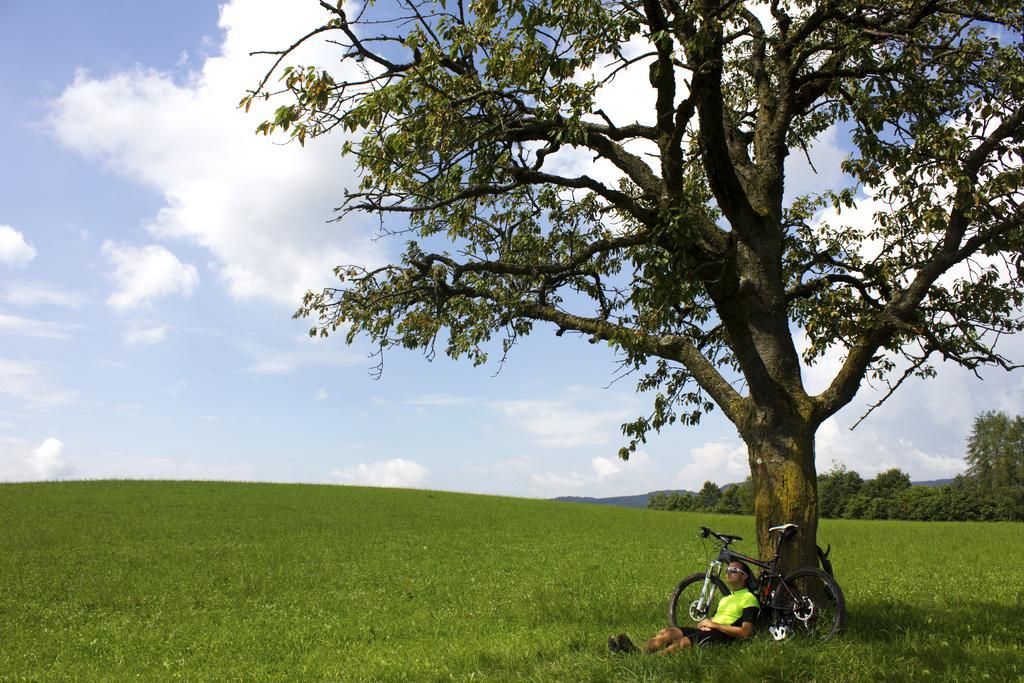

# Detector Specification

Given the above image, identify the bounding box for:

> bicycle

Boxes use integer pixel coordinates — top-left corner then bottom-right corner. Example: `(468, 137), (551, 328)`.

(668, 524), (846, 641)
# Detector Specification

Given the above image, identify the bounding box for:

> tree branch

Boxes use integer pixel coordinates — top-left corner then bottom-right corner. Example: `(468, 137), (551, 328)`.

(519, 302), (750, 425)
(410, 230), (651, 278)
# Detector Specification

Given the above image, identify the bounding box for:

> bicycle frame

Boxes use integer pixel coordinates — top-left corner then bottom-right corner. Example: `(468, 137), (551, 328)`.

(690, 527), (793, 616)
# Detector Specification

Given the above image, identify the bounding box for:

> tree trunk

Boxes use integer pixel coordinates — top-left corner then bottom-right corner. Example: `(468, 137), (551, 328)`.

(748, 422), (819, 572)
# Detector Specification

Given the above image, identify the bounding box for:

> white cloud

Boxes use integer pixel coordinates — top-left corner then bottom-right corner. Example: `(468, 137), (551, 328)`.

(0, 225), (36, 266)
(530, 470), (588, 492)
(329, 458), (428, 488)
(241, 335), (361, 374)
(529, 450), (656, 496)
(0, 437), (70, 481)
(50, 0), (383, 307)
(900, 440), (965, 478)
(591, 456), (622, 479)
(2, 281), (83, 308)
(815, 418), (965, 480)
(0, 312), (70, 339)
(807, 340), (1014, 481)
(796, 329), (847, 396)
(545, 36), (660, 190)
(0, 359), (76, 407)
(587, 36), (659, 129)
(673, 440), (749, 490)
(314, 387), (329, 401)
(597, 450), (653, 481)
(27, 438), (68, 479)
(101, 241), (198, 311)
(491, 399), (629, 448)
(66, 452), (258, 481)
(122, 324), (169, 346)
(463, 455), (541, 477)
(783, 124), (849, 202)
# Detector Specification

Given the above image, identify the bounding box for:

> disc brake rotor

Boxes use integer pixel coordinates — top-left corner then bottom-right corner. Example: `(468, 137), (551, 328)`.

(795, 597), (815, 623)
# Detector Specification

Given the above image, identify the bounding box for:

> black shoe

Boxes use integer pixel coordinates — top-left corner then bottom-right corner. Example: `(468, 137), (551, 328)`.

(616, 634), (639, 653)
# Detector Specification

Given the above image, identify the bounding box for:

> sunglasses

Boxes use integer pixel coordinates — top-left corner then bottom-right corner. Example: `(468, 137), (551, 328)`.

(725, 568), (747, 575)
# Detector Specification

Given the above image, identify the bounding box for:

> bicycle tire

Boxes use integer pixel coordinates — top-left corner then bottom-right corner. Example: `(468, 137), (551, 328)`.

(668, 573), (729, 628)
(773, 567), (846, 640)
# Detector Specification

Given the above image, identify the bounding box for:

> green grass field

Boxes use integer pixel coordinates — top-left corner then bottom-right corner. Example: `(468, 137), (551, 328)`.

(1, 481), (1021, 681)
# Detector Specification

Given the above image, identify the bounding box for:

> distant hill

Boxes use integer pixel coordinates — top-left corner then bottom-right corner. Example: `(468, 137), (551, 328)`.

(555, 479), (957, 508)
(912, 478), (955, 487)
(553, 489), (692, 509)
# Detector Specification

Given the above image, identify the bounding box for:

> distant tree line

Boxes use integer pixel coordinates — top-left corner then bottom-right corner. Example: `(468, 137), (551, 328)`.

(649, 411), (1023, 521)
(648, 479), (756, 516)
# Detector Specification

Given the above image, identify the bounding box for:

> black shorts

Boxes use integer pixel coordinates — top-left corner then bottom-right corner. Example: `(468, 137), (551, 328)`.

(680, 627), (738, 647)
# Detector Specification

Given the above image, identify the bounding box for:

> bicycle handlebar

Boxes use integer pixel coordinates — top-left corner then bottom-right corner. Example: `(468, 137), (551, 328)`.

(699, 526), (742, 544)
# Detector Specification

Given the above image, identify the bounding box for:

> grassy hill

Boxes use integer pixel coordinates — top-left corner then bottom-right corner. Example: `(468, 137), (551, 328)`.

(1, 481), (1021, 681)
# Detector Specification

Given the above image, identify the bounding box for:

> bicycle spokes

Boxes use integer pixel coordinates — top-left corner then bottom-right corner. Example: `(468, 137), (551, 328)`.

(689, 596), (711, 621)
(669, 575), (724, 627)
(776, 574), (841, 639)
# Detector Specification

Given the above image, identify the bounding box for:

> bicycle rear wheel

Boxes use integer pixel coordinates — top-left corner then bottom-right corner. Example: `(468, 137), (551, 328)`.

(773, 567), (846, 640)
(669, 573), (729, 628)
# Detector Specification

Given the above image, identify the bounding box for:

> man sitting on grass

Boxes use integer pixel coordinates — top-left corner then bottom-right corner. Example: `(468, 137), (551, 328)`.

(609, 561), (759, 654)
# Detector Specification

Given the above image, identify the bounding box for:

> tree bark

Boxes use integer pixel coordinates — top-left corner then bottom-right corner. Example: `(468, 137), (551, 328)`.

(747, 417), (820, 571)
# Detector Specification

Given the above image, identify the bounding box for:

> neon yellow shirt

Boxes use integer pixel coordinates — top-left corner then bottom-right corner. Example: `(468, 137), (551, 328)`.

(711, 588), (760, 625)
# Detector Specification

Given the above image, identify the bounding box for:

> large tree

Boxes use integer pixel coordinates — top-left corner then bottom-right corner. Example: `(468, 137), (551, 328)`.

(245, 0), (1024, 567)
(966, 410), (1024, 490)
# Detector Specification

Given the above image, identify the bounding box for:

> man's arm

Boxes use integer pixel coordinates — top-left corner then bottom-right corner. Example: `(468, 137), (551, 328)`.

(698, 606), (759, 639)
(704, 620), (754, 639)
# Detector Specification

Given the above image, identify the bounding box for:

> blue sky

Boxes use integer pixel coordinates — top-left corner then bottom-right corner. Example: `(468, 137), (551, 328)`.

(1, 0), (1021, 496)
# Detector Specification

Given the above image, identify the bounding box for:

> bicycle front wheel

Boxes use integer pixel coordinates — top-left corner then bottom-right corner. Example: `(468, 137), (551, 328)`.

(774, 567), (846, 640)
(669, 573), (729, 628)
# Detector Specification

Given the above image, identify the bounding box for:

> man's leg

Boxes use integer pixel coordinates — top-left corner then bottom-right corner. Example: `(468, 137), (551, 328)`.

(643, 627), (688, 653)
(656, 637), (693, 655)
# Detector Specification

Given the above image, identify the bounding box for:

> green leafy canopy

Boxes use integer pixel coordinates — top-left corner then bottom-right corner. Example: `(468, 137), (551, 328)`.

(246, 0), (1024, 456)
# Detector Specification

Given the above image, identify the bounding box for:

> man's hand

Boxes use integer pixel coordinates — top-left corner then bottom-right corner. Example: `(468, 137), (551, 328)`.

(697, 619), (718, 632)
